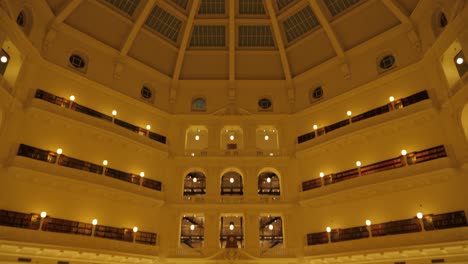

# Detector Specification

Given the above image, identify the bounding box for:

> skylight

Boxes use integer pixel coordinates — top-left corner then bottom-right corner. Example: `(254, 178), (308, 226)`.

(324, 0), (360, 16)
(198, 0), (226, 15)
(145, 5), (182, 43)
(282, 6), (320, 43)
(103, 0), (140, 16)
(239, 0), (266, 15)
(238, 25), (274, 47)
(190, 25), (226, 47)
(276, 0), (296, 11)
(170, 0), (189, 10)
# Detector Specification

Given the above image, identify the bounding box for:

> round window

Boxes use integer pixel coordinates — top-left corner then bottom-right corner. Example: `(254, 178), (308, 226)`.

(439, 12), (448, 28)
(69, 54), (86, 69)
(192, 98), (206, 111)
(141, 86), (152, 99)
(258, 98), (272, 110)
(312, 86), (323, 99)
(379, 55), (396, 70)
(16, 11), (25, 27)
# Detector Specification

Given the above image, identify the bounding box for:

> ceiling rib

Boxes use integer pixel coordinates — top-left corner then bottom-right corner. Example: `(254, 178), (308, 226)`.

(382, 0), (412, 25)
(52, 0), (83, 26)
(121, 0), (156, 56)
(308, 0), (344, 57)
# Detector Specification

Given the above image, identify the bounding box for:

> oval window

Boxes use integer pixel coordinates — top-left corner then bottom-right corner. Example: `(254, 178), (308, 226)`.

(192, 98), (206, 111)
(69, 54), (86, 69)
(258, 98), (272, 110)
(379, 55), (396, 70)
(141, 86), (153, 99)
(312, 86), (323, 99)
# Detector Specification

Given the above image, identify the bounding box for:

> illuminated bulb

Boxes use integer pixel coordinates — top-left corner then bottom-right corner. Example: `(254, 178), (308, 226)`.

(269, 153), (274, 156)
(389, 96), (395, 102)
(69, 95), (75, 101)
(229, 177), (234, 183)
(319, 172), (325, 178)
(0, 55), (7, 63)
(229, 222), (235, 230)
(416, 212), (423, 219)
(146, 125), (151, 130)
(356, 161), (361, 167)
(313, 124), (318, 130)
(192, 177), (197, 183)
(190, 224), (195, 231)
(191, 153), (195, 157)
(56, 148), (63, 155)
(102, 160), (108, 166)
(365, 219), (371, 226)
(195, 135), (200, 141)
(456, 57), (464, 65)
(133, 226), (138, 232)
(229, 135), (234, 141)
(266, 177), (271, 183)
(264, 135), (269, 141)
(401, 149), (407, 156)
(326, 226), (331, 233)
(92, 219), (98, 225)
(40, 211), (47, 218)
(139, 172), (145, 177)
(268, 224), (274, 230)
(347, 110), (352, 117)
(111, 110), (117, 116)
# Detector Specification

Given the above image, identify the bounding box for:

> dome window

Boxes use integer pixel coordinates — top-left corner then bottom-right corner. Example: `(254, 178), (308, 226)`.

(312, 86), (323, 99)
(16, 11), (25, 27)
(191, 98), (206, 112)
(69, 54), (86, 70)
(258, 98), (272, 111)
(379, 54), (396, 71)
(141, 86), (153, 99)
(439, 12), (448, 28)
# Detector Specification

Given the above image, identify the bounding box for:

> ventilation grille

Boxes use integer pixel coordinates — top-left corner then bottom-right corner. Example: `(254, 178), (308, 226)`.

(198, 0), (226, 15)
(324, 0), (360, 16)
(145, 5), (182, 43)
(282, 6), (319, 43)
(239, 25), (274, 47)
(239, 0), (266, 15)
(190, 25), (226, 47)
(276, 0), (296, 11)
(170, 0), (189, 10)
(103, 0), (140, 16)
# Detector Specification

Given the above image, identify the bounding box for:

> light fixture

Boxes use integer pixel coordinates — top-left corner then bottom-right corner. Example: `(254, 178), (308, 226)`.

(401, 149), (407, 156)
(365, 219), (371, 226)
(229, 222), (235, 230)
(313, 124), (318, 130)
(139, 172), (145, 177)
(229, 177), (234, 183)
(229, 135), (234, 141)
(416, 212), (423, 219)
(133, 226), (138, 232)
(102, 160), (108, 166)
(146, 125), (151, 130)
(264, 135), (269, 141)
(319, 172), (325, 178)
(347, 110), (352, 117)
(92, 219), (98, 226)
(0, 55), (7, 63)
(356, 161), (361, 167)
(191, 153), (195, 157)
(40, 211), (47, 218)
(456, 57), (464, 65)
(190, 224), (195, 230)
(266, 177), (271, 183)
(56, 148), (63, 155)
(326, 226), (331, 233)
(111, 110), (117, 116)
(192, 177), (197, 183)
(69, 95), (75, 101)
(268, 224), (274, 230)
(195, 135), (200, 141)
(269, 153), (274, 156)
(389, 96), (395, 102)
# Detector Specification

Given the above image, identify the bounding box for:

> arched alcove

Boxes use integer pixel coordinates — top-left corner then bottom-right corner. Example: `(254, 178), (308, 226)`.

(220, 170), (243, 195)
(258, 169), (281, 196)
(183, 170), (206, 196)
(185, 126), (208, 155)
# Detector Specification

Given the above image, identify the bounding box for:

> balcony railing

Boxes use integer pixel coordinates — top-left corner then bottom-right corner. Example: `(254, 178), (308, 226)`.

(42, 217), (93, 236)
(330, 226), (369, 242)
(298, 90), (430, 144)
(0, 210), (40, 230)
(301, 145), (447, 191)
(34, 89), (167, 145)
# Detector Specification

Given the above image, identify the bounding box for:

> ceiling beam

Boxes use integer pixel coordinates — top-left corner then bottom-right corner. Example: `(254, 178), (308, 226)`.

(228, 0), (235, 82)
(52, 0), (83, 26)
(308, 0), (344, 58)
(120, 0), (156, 56)
(264, 0), (292, 83)
(382, 0), (412, 25)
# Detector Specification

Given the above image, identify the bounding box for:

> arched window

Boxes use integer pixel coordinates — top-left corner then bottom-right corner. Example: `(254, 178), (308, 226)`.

(454, 50), (467, 77)
(221, 171), (243, 195)
(258, 171), (280, 195)
(16, 8), (33, 35)
(16, 11), (25, 27)
(191, 97), (206, 112)
(183, 171), (206, 196)
(0, 49), (10, 76)
(258, 98), (272, 111)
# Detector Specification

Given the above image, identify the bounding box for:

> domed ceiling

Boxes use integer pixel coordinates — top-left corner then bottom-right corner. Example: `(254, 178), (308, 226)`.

(44, 0), (419, 80)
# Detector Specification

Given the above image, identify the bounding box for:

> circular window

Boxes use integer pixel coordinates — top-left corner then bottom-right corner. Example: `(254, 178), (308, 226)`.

(16, 11), (24, 27)
(312, 86), (323, 99)
(192, 98), (206, 111)
(258, 98), (272, 110)
(439, 12), (448, 27)
(379, 55), (396, 70)
(141, 86), (152, 99)
(69, 54), (86, 69)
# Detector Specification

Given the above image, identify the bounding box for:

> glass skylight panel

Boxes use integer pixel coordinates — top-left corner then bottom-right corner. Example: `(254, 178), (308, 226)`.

(104, 0), (140, 16)
(198, 0), (226, 15)
(170, 0), (189, 10)
(190, 25), (226, 47)
(324, 0), (360, 16)
(239, 0), (266, 15)
(238, 25), (274, 47)
(282, 6), (319, 43)
(276, 0), (296, 11)
(145, 5), (182, 43)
